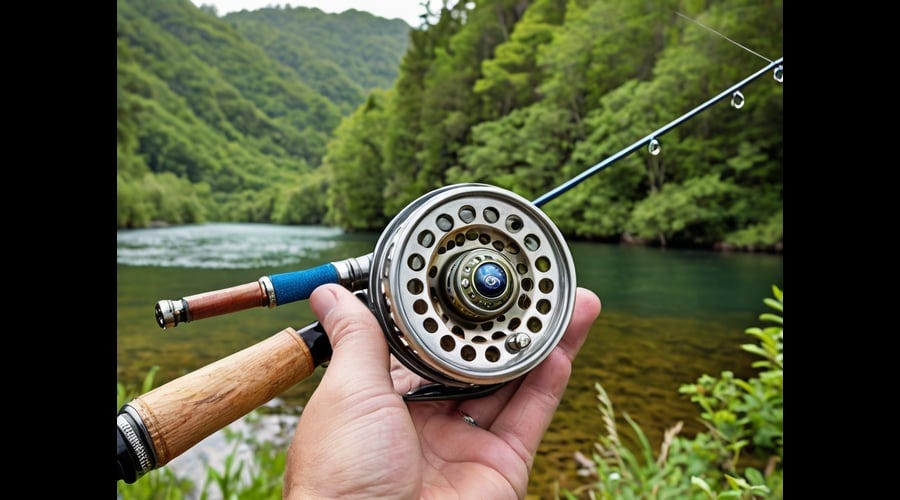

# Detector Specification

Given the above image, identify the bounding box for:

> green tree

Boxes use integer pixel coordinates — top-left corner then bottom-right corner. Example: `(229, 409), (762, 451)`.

(473, 0), (567, 118)
(275, 169), (330, 225)
(324, 91), (393, 230)
(415, 0), (528, 199)
(381, 2), (468, 215)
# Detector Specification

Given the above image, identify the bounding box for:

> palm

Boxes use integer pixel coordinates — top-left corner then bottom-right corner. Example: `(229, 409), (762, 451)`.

(390, 358), (550, 499)
(412, 401), (528, 499)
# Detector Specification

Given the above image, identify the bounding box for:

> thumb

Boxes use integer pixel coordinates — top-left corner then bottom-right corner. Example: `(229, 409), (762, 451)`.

(308, 284), (393, 393)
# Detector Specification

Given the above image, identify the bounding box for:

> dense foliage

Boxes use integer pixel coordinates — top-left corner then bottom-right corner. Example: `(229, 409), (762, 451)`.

(326, 0), (782, 249)
(117, 0), (782, 250)
(116, 0), (409, 227)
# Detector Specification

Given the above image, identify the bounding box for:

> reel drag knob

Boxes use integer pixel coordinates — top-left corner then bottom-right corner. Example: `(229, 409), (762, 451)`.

(369, 184), (576, 390)
(444, 249), (519, 322)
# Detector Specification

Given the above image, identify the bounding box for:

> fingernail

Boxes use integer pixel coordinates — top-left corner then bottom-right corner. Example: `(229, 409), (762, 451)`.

(310, 285), (339, 321)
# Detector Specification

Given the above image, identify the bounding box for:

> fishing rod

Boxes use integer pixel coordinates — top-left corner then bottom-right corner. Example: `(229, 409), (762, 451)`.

(117, 38), (782, 486)
(533, 56), (782, 207)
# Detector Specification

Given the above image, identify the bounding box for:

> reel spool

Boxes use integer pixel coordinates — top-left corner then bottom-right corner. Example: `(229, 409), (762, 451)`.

(370, 184), (577, 390)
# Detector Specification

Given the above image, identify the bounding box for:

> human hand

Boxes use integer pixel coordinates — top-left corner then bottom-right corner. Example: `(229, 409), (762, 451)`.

(284, 284), (601, 499)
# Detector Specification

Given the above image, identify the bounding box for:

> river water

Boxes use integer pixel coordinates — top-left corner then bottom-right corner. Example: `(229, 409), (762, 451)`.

(117, 223), (782, 497)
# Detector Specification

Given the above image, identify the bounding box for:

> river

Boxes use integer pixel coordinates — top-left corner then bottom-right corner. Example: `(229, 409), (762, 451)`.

(117, 223), (782, 497)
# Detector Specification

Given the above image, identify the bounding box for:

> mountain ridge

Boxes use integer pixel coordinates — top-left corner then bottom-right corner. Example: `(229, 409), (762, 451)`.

(117, 0), (410, 227)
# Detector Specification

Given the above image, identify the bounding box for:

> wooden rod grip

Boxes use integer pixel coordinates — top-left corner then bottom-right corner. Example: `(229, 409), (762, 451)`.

(185, 281), (269, 322)
(128, 326), (318, 466)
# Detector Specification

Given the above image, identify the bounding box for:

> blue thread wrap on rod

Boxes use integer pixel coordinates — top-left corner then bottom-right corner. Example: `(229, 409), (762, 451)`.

(532, 57), (783, 208)
(270, 264), (340, 306)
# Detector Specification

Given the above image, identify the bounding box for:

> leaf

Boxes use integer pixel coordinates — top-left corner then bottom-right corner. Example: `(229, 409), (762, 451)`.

(618, 444), (643, 479)
(733, 379), (756, 394)
(117, 383), (127, 410)
(744, 329), (776, 348)
(726, 440), (749, 454)
(758, 313), (783, 325)
(771, 285), (782, 301)
(763, 297), (783, 313)
(679, 384), (699, 394)
(142, 365), (160, 394)
(741, 344), (770, 359)
(749, 484), (771, 494)
(744, 467), (764, 485)
(691, 476), (714, 498)
(725, 474), (750, 489)
(623, 412), (655, 466)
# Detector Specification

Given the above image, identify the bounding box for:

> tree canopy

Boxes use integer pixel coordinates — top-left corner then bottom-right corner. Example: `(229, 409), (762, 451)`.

(326, 0), (782, 250)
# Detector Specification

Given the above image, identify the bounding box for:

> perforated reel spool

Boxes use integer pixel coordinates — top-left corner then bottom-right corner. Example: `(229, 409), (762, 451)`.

(369, 184), (577, 388)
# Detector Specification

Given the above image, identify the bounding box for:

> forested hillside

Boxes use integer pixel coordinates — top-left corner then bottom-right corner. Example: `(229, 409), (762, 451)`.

(116, 0), (409, 227)
(325, 0), (782, 249)
(117, 0), (782, 250)
(224, 7), (409, 114)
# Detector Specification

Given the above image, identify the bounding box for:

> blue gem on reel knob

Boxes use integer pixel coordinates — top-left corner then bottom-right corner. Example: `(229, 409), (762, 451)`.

(474, 262), (508, 298)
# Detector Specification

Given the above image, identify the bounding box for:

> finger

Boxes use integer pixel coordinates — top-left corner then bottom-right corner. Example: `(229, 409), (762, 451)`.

(488, 288), (601, 466)
(309, 284), (393, 393)
(462, 288), (600, 428)
(556, 287), (602, 363)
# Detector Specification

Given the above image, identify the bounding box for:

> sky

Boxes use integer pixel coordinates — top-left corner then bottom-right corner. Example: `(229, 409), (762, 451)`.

(190, 1), (429, 26)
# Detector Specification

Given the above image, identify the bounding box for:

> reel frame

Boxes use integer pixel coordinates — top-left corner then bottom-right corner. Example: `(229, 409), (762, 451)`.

(369, 184), (577, 390)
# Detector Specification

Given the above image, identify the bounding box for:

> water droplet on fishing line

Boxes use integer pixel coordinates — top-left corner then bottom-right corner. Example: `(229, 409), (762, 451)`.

(731, 90), (745, 109)
(648, 138), (661, 156)
(773, 65), (783, 83)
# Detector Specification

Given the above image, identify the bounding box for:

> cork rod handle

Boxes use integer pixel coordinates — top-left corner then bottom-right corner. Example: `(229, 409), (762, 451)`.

(128, 326), (318, 466)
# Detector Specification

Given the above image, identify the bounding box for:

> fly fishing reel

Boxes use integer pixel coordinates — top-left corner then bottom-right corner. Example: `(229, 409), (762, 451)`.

(370, 184), (577, 392)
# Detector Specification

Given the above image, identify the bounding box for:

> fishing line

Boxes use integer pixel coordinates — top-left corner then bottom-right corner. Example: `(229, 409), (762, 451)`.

(674, 11), (773, 63)
(533, 14), (783, 208)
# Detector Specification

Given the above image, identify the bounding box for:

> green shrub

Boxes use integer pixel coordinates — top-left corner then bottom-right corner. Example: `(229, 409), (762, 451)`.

(568, 286), (783, 499)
